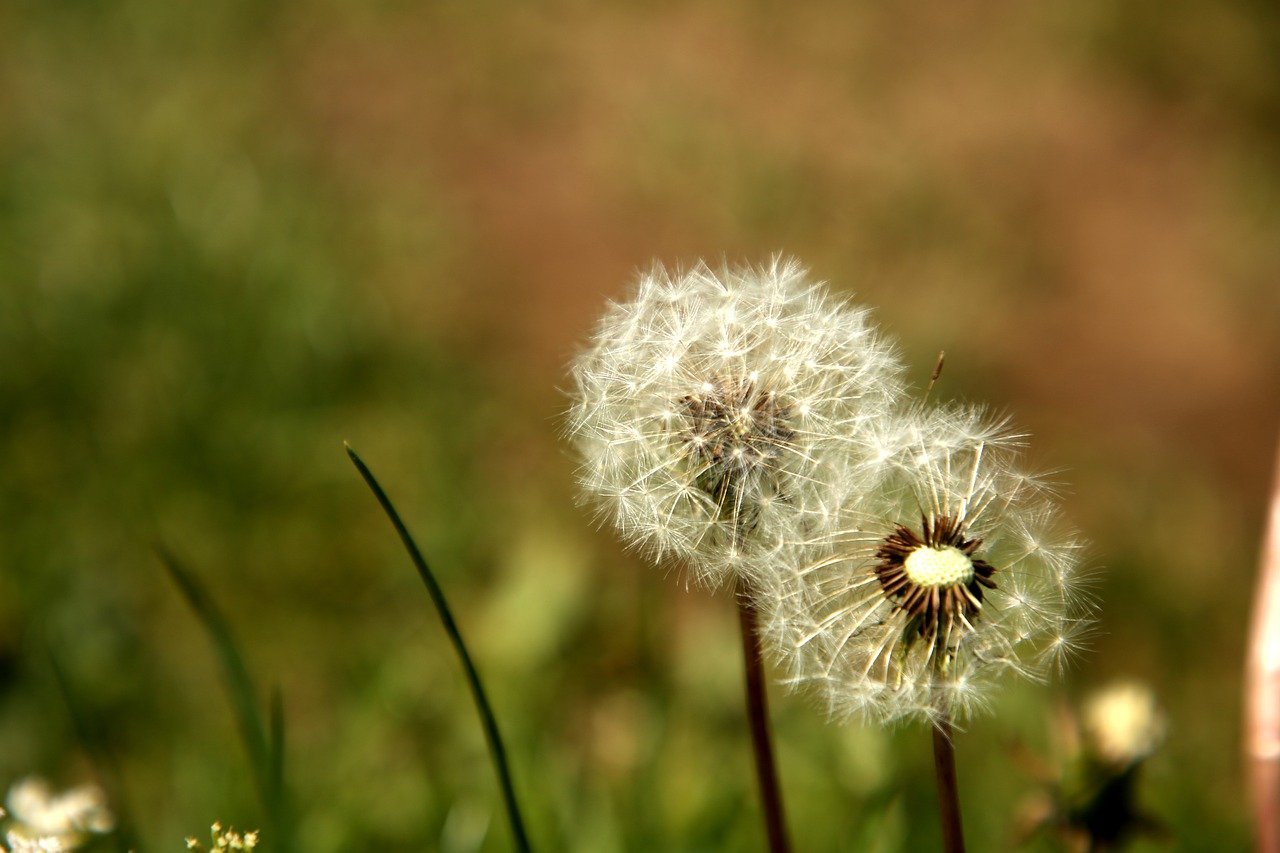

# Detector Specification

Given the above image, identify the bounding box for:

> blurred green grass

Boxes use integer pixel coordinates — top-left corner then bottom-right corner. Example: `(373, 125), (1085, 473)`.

(1, 0), (1278, 849)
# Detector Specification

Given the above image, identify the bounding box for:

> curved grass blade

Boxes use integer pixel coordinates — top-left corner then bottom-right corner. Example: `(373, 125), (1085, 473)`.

(345, 443), (532, 853)
(47, 648), (145, 853)
(269, 685), (287, 824)
(159, 549), (294, 852)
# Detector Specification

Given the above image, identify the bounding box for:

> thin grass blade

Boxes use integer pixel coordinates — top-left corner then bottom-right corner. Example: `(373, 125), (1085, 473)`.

(47, 649), (145, 853)
(268, 685), (294, 849)
(158, 549), (292, 851)
(345, 443), (532, 852)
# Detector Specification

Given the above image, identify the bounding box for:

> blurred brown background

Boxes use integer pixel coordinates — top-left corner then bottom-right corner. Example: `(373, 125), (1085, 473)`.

(1, 0), (1277, 849)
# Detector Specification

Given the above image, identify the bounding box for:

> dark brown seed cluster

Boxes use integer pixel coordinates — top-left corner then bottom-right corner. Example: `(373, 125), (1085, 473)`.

(678, 378), (794, 512)
(873, 514), (998, 647)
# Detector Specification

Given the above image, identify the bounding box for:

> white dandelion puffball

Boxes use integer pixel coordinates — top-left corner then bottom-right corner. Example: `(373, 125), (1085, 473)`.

(765, 405), (1093, 725)
(1082, 681), (1165, 767)
(567, 258), (904, 588)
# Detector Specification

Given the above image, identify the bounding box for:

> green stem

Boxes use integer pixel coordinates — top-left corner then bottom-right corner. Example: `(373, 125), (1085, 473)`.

(346, 444), (532, 853)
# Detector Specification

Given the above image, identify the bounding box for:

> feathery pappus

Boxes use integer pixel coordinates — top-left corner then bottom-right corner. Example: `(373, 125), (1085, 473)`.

(764, 405), (1093, 725)
(566, 257), (903, 587)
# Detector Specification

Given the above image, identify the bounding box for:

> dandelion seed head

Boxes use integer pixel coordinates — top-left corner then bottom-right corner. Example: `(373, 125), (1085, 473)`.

(903, 545), (975, 588)
(567, 257), (903, 587)
(1082, 681), (1166, 767)
(764, 404), (1094, 725)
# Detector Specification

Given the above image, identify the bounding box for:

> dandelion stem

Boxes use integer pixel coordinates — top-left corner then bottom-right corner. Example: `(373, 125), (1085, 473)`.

(346, 444), (532, 853)
(1246, 432), (1280, 850)
(931, 714), (966, 853)
(736, 581), (792, 853)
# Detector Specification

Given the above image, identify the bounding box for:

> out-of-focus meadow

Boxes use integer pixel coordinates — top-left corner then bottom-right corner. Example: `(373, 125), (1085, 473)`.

(2, 0), (1278, 849)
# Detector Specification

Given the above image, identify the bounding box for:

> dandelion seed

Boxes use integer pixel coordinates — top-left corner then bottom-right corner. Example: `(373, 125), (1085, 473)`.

(766, 404), (1094, 725)
(567, 257), (903, 587)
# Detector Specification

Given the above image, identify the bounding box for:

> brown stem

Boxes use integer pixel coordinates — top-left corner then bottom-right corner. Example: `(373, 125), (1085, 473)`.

(736, 584), (792, 853)
(1246, 434), (1280, 851)
(931, 714), (967, 853)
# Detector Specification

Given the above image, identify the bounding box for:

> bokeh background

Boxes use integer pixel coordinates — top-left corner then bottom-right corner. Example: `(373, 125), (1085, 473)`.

(2, 1), (1278, 850)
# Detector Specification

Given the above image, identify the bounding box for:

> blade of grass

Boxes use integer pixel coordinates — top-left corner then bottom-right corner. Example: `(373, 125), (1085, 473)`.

(345, 443), (532, 853)
(159, 549), (293, 852)
(266, 683), (293, 848)
(269, 685), (286, 822)
(47, 649), (145, 853)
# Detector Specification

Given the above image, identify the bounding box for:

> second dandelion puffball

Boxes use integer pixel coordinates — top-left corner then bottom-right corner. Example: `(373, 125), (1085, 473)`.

(765, 405), (1094, 725)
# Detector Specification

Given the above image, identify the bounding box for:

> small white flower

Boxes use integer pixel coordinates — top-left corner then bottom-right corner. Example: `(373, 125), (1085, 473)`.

(2, 778), (112, 852)
(766, 405), (1094, 725)
(4, 831), (68, 852)
(567, 257), (903, 587)
(184, 823), (260, 852)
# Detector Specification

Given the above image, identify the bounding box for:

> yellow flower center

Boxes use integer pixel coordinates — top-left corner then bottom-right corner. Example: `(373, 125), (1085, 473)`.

(903, 545), (974, 588)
